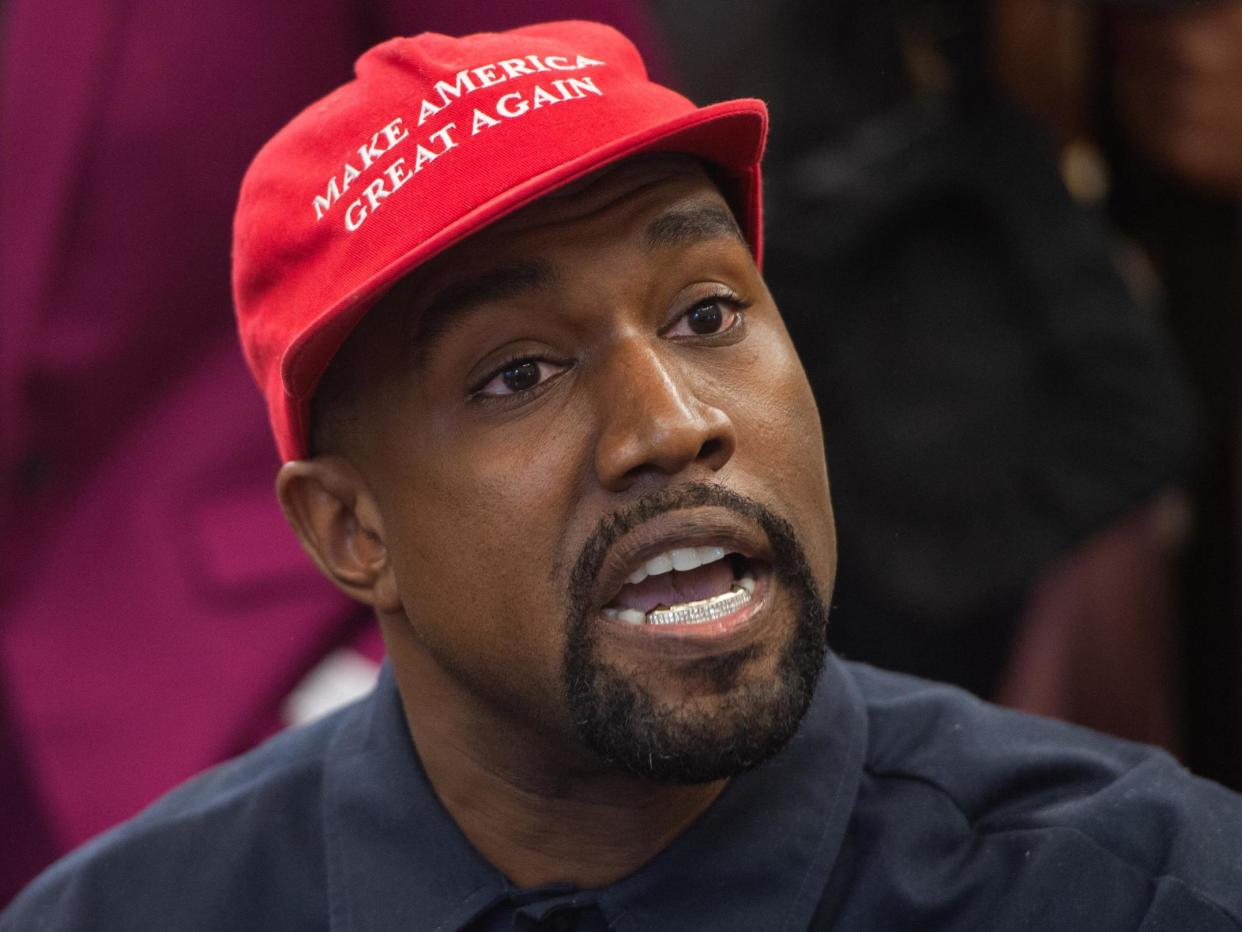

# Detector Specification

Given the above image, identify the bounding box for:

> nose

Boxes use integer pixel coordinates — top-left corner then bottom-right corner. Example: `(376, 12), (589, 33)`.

(594, 339), (737, 492)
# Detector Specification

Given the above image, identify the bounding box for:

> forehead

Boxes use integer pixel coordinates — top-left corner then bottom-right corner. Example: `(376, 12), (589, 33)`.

(399, 155), (739, 305)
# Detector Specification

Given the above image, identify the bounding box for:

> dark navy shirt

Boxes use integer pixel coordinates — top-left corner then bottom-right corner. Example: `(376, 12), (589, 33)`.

(5, 653), (1242, 930)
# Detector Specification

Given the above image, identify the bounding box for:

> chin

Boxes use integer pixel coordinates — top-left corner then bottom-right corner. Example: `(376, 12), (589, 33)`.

(560, 481), (833, 783)
(564, 591), (829, 784)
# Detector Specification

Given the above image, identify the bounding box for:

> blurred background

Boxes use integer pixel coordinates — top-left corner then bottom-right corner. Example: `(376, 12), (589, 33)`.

(3, 0), (1239, 904)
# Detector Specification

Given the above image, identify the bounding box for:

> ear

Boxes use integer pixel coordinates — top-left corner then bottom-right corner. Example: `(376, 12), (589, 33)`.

(276, 457), (402, 614)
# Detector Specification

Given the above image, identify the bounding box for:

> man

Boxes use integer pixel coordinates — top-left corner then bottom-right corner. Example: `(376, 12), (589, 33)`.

(0, 2), (659, 901)
(5, 20), (1242, 931)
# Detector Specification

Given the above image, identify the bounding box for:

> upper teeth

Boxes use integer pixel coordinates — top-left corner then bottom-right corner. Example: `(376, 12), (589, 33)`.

(627, 546), (728, 585)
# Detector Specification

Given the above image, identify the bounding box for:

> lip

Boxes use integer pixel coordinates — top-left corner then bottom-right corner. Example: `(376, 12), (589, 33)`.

(598, 565), (775, 658)
(587, 505), (775, 654)
(589, 506), (774, 611)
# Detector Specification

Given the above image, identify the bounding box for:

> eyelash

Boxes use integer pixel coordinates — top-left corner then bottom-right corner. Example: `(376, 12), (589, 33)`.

(468, 288), (749, 403)
(468, 350), (564, 400)
(665, 288), (749, 339)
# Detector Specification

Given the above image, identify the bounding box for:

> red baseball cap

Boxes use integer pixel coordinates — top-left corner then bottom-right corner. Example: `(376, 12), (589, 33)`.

(232, 20), (768, 461)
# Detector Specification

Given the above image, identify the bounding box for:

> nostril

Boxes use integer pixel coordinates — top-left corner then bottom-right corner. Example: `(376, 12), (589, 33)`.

(620, 460), (663, 484)
(697, 437), (725, 463)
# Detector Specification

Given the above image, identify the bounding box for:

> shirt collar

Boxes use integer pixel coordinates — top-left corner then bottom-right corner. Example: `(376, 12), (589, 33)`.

(323, 653), (867, 931)
(598, 651), (867, 931)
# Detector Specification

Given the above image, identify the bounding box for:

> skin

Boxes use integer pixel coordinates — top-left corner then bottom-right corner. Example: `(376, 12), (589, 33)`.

(990, 0), (1095, 149)
(1110, 2), (1242, 197)
(276, 156), (837, 888)
(992, 0), (1242, 197)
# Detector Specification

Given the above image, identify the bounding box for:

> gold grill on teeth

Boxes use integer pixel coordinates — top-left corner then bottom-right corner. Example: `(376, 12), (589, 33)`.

(646, 583), (751, 626)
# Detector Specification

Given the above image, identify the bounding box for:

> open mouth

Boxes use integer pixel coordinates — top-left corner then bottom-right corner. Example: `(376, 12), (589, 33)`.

(601, 546), (763, 627)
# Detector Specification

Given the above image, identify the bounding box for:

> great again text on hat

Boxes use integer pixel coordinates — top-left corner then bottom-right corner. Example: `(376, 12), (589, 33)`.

(311, 52), (607, 232)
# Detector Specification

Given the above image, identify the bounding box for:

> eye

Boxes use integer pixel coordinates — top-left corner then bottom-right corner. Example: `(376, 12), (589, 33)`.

(665, 292), (745, 338)
(473, 357), (568, 399)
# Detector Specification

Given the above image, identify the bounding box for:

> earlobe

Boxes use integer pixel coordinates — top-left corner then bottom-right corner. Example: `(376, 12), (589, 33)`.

(275, 458), (401, 613)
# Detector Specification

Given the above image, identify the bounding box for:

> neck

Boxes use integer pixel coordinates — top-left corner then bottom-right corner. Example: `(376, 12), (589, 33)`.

(385, 625), (725, 889)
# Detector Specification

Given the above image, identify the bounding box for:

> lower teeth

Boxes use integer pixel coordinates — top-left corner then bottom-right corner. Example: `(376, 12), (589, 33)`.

(643, 581), (753, 626)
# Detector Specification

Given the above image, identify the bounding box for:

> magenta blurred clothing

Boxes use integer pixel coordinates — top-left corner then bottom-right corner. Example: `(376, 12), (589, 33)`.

(0, 0), (661, 901)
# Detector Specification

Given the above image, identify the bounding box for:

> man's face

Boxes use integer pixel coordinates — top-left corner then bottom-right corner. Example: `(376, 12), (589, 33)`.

(334, 156), (836, 781)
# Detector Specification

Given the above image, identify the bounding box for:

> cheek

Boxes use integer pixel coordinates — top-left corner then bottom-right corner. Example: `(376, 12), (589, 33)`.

(726, 324), (837, 587)
(728, 322), (828, 477)
(380, 427), (587, 687)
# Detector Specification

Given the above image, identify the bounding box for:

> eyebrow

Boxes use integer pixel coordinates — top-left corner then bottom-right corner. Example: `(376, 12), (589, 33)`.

(407, 204), (745, 363)
(644, 204), (745, 252)
(410, 259), (558, 364)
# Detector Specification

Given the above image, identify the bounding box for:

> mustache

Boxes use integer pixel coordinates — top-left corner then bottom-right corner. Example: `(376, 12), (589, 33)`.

(566, 482), (800, 612)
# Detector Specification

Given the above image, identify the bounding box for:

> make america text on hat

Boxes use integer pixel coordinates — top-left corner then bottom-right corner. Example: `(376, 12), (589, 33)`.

(312, 52), (606, 232)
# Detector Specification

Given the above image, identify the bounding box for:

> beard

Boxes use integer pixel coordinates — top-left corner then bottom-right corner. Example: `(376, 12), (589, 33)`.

(562, 482), (831, 784)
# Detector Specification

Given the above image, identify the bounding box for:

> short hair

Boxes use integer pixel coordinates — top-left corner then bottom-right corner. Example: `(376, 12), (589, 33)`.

(307, 271), (422, 457)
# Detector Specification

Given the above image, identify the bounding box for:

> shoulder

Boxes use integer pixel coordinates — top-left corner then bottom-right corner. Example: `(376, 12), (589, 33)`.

(1, 705), (351, 932)
(841, 662), (1242, 929)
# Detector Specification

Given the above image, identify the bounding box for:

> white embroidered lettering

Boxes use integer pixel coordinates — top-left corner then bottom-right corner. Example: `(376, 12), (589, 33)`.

(313, 53), (611, 229)
(498, 58), (533, 79)
(565, 76), (602, 98)
(472, 64), (502, 88)
(344, 198), (367, 231)
(356, 133), (387, 169)
(531, 85), (560, 109)
(362, 177), (389, 211)
(471, 107), (501, 134)
(496, 92), (529, 119)
(433, 70), (478, 108)
(412, 143), (440, 172)
(312, 177), (342, 220)
(428, 122), (459, 153)
(384, 158), (412, 191)
(381, 117), (410, 148)
(418, 98), (442, 126)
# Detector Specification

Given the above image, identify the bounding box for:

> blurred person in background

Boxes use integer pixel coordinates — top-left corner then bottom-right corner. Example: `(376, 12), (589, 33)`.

(993, 0), (1242, 794)
(653, 0), (1242, 788)
(0, 0), (660, 903)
